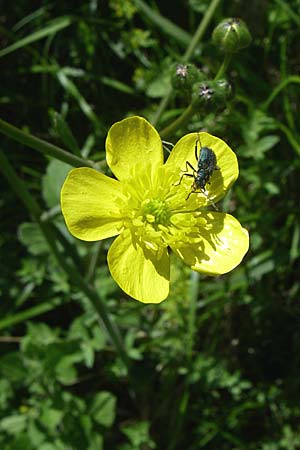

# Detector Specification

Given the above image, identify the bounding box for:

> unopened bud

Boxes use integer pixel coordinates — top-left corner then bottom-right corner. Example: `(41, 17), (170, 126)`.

(171, 63), (205, 96)
(212, 18), (252, 53)
(216, 78), (233, 100)
(192, 79), (233, 110)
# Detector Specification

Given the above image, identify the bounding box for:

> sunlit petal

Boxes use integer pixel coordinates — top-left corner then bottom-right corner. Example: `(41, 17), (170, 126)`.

(106, 116), (163, 181)
(171, 212), (249, 275)
(61, 168), (126, 241)
(108, 230), (170, 303)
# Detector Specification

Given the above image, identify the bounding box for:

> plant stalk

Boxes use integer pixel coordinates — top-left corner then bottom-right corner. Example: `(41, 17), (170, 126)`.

(0, 118), (95, 168)
(159, 104), (195, 139)
(153, 0), (222, 126)
(0, 149), (131, 373)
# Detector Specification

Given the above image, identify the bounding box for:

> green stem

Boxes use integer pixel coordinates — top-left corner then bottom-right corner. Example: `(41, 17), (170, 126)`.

(274, 0), (300, 26)
(280, 37), (295, 131)
(0, 149), (131, 372)
(183, 0), (222, 63)
(152, 88), (173, 127)
(134, 0), (191, 46)
(262, 76), (300, 110)
(152, 0), (222, 126)
(85, 242), (102, 283)
(274, 120), (300, 157)
(40, 204), (61, 222)
(186, 271), (200, 360)
(214, 52), (232, 80)
(159, 51), (232, 139)
(0, 118), (95, 168)
(159, 104), (195, 139)
(167, 271), (200, 450)
(0, 298), (66, 331)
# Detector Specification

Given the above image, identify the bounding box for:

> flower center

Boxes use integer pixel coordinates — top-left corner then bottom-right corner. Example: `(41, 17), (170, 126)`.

(141, 198), (171, 227)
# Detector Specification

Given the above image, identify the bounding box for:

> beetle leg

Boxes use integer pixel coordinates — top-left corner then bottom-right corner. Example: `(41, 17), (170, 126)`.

(175, 172), (194, 186)
(174, 160), (196, 186)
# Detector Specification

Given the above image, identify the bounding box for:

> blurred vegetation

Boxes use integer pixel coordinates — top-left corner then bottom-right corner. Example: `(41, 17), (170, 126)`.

(1, 0), (300, 449)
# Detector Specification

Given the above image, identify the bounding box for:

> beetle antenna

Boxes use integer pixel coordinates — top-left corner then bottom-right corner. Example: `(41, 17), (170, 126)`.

(196, 130), (204, 149)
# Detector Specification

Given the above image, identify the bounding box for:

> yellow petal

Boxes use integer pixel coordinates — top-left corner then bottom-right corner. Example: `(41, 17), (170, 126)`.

(107, 230), (170, 303)
(61, 168), (126, 241)
(167, 132), (239, 204)
(171, 212), (249, 275)
(106, 116), (163, 181)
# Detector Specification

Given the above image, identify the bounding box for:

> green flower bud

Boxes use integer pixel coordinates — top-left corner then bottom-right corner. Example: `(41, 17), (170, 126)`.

(212, 18), (252, 53)
(216, 78), (234, 100)
(171, 63), (205, 96)
(192, 81), (218, 110)
(192, 79), (232, 111)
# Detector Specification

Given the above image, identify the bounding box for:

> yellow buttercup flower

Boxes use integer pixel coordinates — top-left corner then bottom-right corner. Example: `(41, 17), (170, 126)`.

(61, 116), (249, 304)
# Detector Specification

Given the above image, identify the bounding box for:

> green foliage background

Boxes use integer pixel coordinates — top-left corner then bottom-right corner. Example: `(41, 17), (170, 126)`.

(1, 0), (300, 449)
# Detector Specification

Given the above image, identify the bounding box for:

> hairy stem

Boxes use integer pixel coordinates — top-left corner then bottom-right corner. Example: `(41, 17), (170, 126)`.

(159, 104), (195, 139)
(0, 118), (95, 168)
(214, 52), (232, 81)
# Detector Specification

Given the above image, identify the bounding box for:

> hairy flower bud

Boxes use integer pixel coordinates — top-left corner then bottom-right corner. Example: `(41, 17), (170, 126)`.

(171, 63), (205, 97)
(216, 78), (234, 100)
(191, 78), (233, 111)
(212, 18), (252, 53)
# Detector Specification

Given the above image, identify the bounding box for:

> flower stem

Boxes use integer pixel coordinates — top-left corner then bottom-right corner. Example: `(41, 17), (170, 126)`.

(215, 53), (232, 81)
(0, 149), (131, 373)
(85, 242), (102, 283)
(0, 118), (95, 168)
(262, 75), (300, 110)
(166, 271), (200, 450)
(159, 103), (195, 139)
(152, 0), (222, 126)
(186, 271), (200, 360)
(214, 52), (232, 81)
(0, 297), (67, 331)
(182, 0), (222, 63)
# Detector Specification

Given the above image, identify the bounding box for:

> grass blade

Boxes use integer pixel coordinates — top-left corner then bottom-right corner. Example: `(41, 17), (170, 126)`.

(0, 16), (72, 58)
(134, 0), (191, 46)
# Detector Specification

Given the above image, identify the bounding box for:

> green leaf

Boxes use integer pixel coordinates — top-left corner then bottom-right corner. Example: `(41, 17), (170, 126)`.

(40, 408), (63, 433)
(0, 379), (13, 408)
(146, 72), (171, 98)
(0, 415), (27, 435)
(55, 352), (81, 384)
(121, 421), (156, 449)
(18, 222), (49, 255)
(26, 322), (59, 346)
(39, 444), (62, 450)
(90, 391), (117, 427)
(27, 420), (45, 448)
(0, 352), (27, 382)
(56, 70), (102, 130)
(42, 159), (72, 209)
(87, 434), (103, 450)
